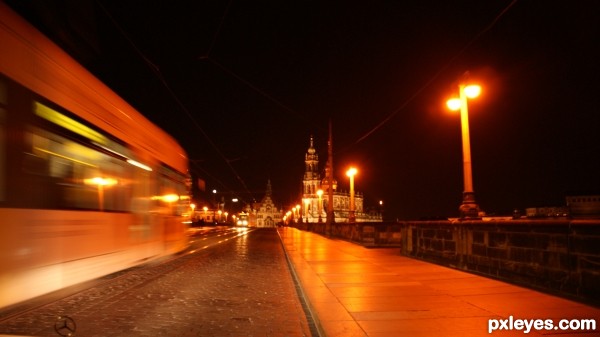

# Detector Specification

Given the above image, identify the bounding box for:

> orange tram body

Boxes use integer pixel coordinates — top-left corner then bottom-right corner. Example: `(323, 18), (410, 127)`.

(0, 2), (190, 308)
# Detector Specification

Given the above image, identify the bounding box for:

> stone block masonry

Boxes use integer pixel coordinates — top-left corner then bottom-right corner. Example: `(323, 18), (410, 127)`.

(400, 219), (600, 306)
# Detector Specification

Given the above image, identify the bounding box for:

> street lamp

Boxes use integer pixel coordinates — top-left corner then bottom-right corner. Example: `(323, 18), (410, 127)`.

(303, 198), (310, 222)
(346, 167), (357, 223)
(447, 79), (482, 219)
(317, 189), (323, 223)
(212, 189), (217, 223)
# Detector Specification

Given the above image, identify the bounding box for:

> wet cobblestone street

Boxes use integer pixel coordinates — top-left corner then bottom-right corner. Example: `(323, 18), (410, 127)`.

(0, 228), (314, 337)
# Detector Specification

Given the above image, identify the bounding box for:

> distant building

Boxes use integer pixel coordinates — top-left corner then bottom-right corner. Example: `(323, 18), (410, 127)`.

(525, 206), (569, 218)
(298, 136), (382, 223)
(518, 193), (600, 220)
(250, 180), (283, 227)
(566, 194), (600, 218)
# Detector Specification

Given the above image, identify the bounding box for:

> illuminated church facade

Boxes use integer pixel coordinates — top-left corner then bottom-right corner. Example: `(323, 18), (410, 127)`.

(252, 180), (283, 227)
(299, 136), (382, 223)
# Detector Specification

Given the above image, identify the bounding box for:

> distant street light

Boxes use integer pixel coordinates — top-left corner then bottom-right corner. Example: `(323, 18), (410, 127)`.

(447, 76), (482, 219)
(303, 198), (310, 221)
(317, 189), (323, 223)
(295, 204), (300, 223)
(346, 167), (357, 223)
(212, 189), (217, 223)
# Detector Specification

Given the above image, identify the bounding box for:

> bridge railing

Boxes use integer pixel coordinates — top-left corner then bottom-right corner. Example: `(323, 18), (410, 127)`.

(400, 219), (600, 306)
(293, 221), (401, 247)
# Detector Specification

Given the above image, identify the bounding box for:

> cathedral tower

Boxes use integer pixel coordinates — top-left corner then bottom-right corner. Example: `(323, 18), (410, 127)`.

(303, 136), (320, 195)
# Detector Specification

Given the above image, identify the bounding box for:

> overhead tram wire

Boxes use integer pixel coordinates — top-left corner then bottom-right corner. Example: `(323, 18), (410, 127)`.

(203, 0), (233, 59)
(199, 0), (324, 130)
(205, 58), (305, 121)
(351, 0), (519, 147)
(95, 0), (254, 201)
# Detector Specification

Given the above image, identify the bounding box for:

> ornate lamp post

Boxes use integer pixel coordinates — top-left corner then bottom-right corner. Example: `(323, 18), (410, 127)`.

(346, 167), (357, 223)
(447, 78), (482, 219)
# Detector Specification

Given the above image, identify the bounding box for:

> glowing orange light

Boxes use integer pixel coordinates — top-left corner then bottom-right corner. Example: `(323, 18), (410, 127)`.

(447, 85), (481, 111)
(152, 194), (179, 203)
(84, 177), (117, 186)
(447, 98), (461, 111)
(464, 85), (481, 98)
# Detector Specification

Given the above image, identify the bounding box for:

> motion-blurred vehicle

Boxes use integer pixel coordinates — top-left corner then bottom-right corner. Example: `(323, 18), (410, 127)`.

(0, 2), (190, 308)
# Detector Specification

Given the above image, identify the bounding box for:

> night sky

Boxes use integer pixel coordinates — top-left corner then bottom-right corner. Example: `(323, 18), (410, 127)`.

(6, 0), (600, 220)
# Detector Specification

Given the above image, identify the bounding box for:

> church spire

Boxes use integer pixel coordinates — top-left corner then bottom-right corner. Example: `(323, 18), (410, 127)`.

(304, 135), (319, 180)
(303, 135), (320, 195)
(266, 179), (272, 197)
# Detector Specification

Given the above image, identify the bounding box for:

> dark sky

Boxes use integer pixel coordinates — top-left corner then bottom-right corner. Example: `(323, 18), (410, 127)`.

(6, 0), (600, 220)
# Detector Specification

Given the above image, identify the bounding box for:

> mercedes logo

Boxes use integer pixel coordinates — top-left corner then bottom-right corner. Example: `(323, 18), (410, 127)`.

(54, 316), (76, 336)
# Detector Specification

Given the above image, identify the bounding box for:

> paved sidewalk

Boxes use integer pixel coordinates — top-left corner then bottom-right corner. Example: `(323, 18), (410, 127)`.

(278, 227), (600, 337)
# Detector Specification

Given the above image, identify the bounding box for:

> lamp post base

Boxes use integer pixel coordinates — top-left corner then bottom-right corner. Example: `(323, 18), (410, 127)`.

(459, 192), (481, 219)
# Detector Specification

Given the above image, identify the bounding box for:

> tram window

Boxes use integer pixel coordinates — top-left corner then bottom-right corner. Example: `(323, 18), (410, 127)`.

(26, 127), (134, 211)
(157, 165), (188, 215)
(18, 101), (143, 212)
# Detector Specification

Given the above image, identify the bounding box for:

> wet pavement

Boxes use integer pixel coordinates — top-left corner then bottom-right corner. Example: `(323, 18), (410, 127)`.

(278, 226), (600, 337)
(2, 226), (599, 337)
(0, 228), (315, 337)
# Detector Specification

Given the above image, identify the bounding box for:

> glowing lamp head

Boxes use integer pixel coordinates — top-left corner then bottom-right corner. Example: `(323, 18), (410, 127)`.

(446, 98), (461, 111)
(447, 84), (481, 111)
(464, 85), (481, 98)
(346, 167), (357, 177)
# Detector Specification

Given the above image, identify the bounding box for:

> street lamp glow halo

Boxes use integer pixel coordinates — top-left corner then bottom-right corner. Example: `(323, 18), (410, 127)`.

(346, 167), (357, 177)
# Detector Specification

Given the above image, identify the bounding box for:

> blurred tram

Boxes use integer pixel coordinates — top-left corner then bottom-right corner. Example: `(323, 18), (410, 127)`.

(0, 2), (190, 308)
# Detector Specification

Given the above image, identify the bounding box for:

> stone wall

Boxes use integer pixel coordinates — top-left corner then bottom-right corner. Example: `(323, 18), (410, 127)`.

(400, 219), (600, 305)
(296, 222), (401, 247)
